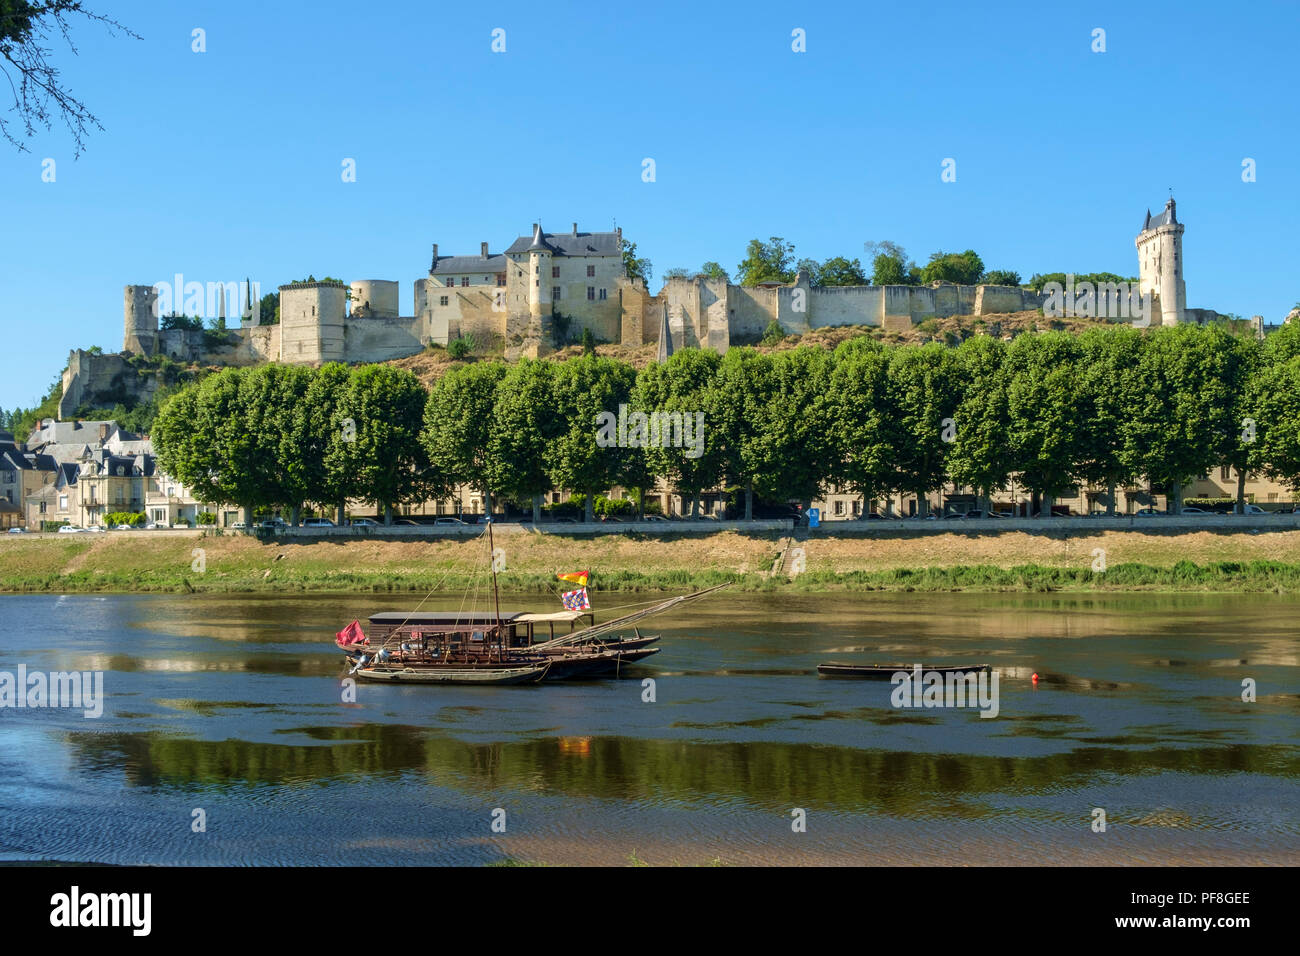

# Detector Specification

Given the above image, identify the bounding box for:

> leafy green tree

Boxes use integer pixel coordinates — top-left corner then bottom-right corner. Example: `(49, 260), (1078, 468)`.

(154, 368), (268, 522)
(816, 256), (868, 286)
(422, 362), (507, 515)
(699, 261), (730, 282)
(1203, 327), (1262, 514)
(1251, 353), (1300, 496)
(622, 239), (652, 285)
(335, 365), (442, 524)
(1003, 332), (1087, 515)
(663, 267), (691, 280)
(865, 241), (920, 286)
(631, 349), (726, 518)
(711, 348), (768, 519)
(947, 335), (1012, 512)
(981, 270), (1021, 287)
(257, 290), (280, 324)
(1026, 271), (1137, 293)
(887, 343), (961, 515)
(1118, 325), (1228, 513)
(295, 363), (353, 523)
(549, 355), (638, 522)
(736, 237), (796, 286)
(720, 346), (834, 513)
(241, 363), (315, 524)
(487, 359), (560, 523)
(1074, 327), (1143, 514)
(827, 338), (897, 513)
(920, 249), (984, 285)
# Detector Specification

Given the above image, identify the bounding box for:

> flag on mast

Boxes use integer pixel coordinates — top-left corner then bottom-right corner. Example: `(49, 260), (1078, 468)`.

(557, 571), (589, 587)
(561, 587), (591, 611)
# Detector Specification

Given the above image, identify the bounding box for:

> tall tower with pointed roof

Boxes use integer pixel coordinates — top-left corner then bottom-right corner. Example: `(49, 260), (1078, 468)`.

(1135, 196), (1186, 326)
(526, 223), (553, 324)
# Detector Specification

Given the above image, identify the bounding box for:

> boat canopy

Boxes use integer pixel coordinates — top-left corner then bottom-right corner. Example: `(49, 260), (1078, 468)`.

(515, 610), (589, 624)
(369, 611), (526, 625)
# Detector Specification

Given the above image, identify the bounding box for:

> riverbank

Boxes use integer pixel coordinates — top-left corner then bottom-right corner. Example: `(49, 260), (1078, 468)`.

(6, 527), (1300, 593)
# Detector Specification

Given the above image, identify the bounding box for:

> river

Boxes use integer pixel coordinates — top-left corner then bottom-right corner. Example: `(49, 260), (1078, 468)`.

(0, 591), (1296, 865)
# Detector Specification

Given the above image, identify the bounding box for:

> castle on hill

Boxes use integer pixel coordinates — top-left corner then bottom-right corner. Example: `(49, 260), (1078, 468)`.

(59, 203), (1238, 418)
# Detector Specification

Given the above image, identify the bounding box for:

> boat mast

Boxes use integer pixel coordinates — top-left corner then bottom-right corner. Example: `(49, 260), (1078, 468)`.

(487, 520), (504, 661)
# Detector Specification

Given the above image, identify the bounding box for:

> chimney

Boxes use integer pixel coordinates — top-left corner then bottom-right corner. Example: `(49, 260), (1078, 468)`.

(98, 424), (108, 442)
(430, 243), (439, 271)
(481, 241), (489, 258)
(572, 222), (578, 235)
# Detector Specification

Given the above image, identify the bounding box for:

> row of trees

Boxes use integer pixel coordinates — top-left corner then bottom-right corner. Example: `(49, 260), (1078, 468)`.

(152, 322), (1300, 524)
(665, 238), (1024, 290)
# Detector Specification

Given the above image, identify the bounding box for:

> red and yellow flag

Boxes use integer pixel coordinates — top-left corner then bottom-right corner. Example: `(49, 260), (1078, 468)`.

(557, 571), (589, 587)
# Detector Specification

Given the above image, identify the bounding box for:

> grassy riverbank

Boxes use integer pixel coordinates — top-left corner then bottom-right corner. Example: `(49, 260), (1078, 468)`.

(5, 527), (1300, 594)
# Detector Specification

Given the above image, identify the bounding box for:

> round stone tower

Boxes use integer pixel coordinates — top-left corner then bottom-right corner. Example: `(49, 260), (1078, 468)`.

(1135, 197), (1186, 326)
(349, 279), (399, 319)
(123, 284), (159, 355)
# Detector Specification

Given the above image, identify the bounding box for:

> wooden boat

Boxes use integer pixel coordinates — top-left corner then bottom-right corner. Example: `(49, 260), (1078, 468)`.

(817, 662), (991, 679)
(335, 521), (728, 685)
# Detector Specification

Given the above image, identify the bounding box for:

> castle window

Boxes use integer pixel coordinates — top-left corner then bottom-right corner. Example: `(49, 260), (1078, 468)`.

(460, 278), (469, 287)
(587, 265), (596, 277)
(587, 287), (595, 301)
(552, 266), (560, 279)
(497, 273), (506, 286)
(312, 306), (316, 316)
(598, 288), (607, 301)
(552, 286), (561, 300)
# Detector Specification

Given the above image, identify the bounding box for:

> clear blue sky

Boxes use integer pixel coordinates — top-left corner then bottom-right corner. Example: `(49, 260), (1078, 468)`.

(2, 0), (1297, 410)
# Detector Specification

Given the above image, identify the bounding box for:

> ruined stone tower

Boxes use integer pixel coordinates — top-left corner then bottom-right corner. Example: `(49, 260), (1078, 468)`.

(123, 285), (159, 355)
(1136, 197), (1186, 326)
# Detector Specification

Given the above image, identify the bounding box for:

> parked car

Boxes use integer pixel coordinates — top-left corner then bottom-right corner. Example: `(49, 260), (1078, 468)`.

(395, 519), (420, 526)
(348, 518), (378, 527)
(434, 517), (468, 526)
(56, 525), (85, 533)
(1134, 508), (1163, 517)
(1178, 507), (1210, 515)
(112, 523), (134, 530)
(87, 525), (106, 533)
(1241, 504), (1268, 515)
(7, 527), (27, 534)
(476, 515), (495, 524)
(229, 521), (247, 530)
(257, 518), (286, 530)
(640, 514), (669, 522)
(302, 518), (335, 527)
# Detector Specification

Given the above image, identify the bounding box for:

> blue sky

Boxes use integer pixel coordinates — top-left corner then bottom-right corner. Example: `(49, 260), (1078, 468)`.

(2, 0), (1297, 409)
